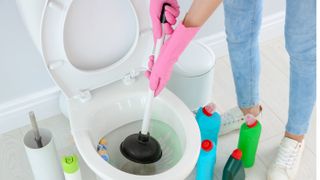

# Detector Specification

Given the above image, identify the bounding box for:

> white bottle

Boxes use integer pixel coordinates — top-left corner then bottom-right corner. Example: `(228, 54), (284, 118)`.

(61, 154), (82, 180)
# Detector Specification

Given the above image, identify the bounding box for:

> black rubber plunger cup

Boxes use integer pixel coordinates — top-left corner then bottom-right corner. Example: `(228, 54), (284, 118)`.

(120, 132), (162, 164)
(120, 4), (169, 164)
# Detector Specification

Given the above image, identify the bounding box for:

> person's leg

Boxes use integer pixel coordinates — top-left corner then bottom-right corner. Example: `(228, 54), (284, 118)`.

(219, 0), (263, 135)
(223, 0), (263, 116)
(268, 1), (315, 179)
(285, 0), (316, 141)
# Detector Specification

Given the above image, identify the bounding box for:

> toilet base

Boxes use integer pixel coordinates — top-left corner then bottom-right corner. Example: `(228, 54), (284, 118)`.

(94, 168), (197, 180)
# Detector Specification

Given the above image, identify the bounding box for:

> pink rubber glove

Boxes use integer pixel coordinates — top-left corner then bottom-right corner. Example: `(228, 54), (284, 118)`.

(150, 0), (180, 40)
(145, 23), (200, 96)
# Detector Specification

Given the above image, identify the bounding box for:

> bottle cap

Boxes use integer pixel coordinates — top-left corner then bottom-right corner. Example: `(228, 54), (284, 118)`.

(202, 103), (216, 117)
(201, 139), (214, 151)
(245, 114), (258, 128)
(61, 154), (79, 174)
(231, 149), (242, 160)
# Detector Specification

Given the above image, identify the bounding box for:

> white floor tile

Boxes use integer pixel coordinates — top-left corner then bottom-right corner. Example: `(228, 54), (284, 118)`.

(258, 101), (286, 142)
(244, 156), (267, 180)
(259, 54), (290, 123)
(0, 129), (34, 180)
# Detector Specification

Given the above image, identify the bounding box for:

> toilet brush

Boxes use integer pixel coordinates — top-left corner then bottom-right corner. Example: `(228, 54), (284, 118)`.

(120, 3), (169, 164)
(23, 112), (64, 180)
(29, 111), (43, 148)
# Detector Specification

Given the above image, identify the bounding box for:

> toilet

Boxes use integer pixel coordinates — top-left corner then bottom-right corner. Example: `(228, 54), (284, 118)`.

(16, 0), (216, 179)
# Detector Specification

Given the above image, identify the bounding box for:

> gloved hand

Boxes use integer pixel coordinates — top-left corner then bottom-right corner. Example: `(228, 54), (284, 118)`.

(145, 23), (200, 96)
(150, 0), (180, 40)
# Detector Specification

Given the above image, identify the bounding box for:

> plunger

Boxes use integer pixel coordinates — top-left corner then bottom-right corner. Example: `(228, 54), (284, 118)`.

(120, 4), (169, 164)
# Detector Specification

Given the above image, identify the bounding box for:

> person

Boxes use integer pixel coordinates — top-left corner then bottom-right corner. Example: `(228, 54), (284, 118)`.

(146, 0), (316, 179)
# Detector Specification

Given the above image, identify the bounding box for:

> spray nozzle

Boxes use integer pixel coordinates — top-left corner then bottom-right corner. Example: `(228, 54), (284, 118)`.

(231, 149), (242, 160)
(202, 103), (216, 116)
(245, 114), (258, 128)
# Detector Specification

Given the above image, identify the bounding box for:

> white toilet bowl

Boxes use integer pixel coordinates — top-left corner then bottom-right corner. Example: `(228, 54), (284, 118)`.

(68, 75), (200, 179)
(15, 0), (215, 179)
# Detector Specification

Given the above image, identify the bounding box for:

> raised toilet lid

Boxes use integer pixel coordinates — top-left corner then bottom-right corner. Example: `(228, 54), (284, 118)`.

(41, 0), (153, 99)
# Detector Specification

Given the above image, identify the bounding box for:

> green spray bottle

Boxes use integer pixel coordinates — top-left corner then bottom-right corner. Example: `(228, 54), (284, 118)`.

(237, 114), (261, 168)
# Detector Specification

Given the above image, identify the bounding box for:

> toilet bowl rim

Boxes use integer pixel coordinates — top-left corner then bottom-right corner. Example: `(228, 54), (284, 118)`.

(71, 89), (201, 179)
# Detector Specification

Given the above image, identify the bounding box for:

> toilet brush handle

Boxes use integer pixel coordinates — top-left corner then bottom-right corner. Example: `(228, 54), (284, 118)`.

(29, 111), (43, 148)
(141, 3), (168, 135)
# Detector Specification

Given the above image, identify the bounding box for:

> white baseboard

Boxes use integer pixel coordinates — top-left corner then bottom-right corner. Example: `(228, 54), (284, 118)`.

(0, 12), (285, 134)
(0, 87), (61, 134)
(198, 12), (285, 59)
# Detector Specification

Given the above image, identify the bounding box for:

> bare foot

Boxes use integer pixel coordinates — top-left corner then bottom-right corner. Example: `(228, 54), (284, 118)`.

(285, 132), (304, 142)
(240, 105), (261, 117)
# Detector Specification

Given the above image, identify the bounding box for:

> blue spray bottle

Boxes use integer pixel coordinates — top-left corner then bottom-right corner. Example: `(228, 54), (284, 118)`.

(195, 103), (221, 180)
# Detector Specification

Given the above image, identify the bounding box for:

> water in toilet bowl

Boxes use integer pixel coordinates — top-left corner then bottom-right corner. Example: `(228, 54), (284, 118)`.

(98, 119), (182, 175)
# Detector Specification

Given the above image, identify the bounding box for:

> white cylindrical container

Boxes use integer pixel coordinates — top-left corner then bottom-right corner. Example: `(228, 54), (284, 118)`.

(64, 170), (82, 180)
(23, 128), (65, 180)
(168, 41), (215, 111)
(61, 154), (82, 180)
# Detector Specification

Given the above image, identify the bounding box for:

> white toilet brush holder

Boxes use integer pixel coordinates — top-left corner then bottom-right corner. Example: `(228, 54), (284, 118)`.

(23, 128), (65, 180)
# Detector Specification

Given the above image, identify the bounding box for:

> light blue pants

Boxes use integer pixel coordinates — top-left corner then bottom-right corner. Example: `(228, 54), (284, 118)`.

(223, 0), (316, 135)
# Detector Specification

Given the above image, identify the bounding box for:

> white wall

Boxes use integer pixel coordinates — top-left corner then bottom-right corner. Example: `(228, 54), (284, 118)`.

(0, 0), (55, 103)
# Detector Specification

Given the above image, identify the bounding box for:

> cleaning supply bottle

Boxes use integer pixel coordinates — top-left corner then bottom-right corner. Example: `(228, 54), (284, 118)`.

(237, 114), (262, 168)
(195, 103), (221, 144)
(61, 154), (82, 180)
(222, 149), (245, 180)
(195, 103), (220, 180)
(196, 139), (217, 180)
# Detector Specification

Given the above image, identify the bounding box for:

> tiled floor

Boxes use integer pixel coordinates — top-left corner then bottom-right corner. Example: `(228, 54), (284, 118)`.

(0, 37), (316, 180)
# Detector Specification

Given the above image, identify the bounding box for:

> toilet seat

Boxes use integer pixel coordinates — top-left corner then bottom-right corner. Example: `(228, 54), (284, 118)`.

(41, 0), (153, 99)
